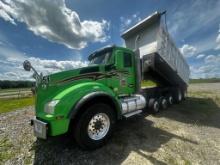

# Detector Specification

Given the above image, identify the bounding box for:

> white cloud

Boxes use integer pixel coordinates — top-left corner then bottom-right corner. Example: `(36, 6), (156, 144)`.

(216, 24), (220, 50)
(167, 1), (220, 54)
(0, 46), (26, 62)
(204, 55), (220, 64)
(168, 1), (220, 39)
(216, 35), (220, 49)
(0, 57), (88, 80)
(27, 57), (88, 75)
(120, 13), (141, 32)
(0, 0), (110, 49)
(0, 1), (16, 25)
(179, 44), (197, 58)
(196, 54), (205, 59)
(190, 54), (220, 78)
(0, 46), (88, 80)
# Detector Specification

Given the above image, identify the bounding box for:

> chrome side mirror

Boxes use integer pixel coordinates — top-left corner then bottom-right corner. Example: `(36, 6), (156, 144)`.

(23, 60), (32, 71)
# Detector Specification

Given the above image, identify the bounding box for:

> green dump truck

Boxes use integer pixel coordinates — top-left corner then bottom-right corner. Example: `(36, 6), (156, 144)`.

(23, 11), (190, 149)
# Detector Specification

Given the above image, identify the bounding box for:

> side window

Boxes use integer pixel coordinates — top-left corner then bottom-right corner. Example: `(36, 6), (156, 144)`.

(123, 53), (132, 67)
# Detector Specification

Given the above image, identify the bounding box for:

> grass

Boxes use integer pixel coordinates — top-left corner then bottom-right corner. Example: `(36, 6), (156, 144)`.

(0, 97), (35, 114)
(141, 80), (157, 87)
(189, 78), (220, 84)
(0, 137), (15, 162)
(0, 88), (31, 93)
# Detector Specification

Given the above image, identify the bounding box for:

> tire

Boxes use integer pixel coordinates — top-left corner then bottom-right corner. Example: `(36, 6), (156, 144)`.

(74, 103), (116, 150)
(159, 97), (168, 110)
(182, 90), (187, 100)
(173, 89), (182, 103)
(148, 98), (160, 114)
(167, 95), (174, 105)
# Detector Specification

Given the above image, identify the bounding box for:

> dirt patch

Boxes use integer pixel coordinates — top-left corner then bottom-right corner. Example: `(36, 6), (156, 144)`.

(1, 83), (220, 165)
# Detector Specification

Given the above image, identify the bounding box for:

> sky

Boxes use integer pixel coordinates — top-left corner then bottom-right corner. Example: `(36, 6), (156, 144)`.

(0, 0), (220, 80)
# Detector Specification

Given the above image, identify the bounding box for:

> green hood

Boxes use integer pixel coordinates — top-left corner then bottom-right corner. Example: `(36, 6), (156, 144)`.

(47, 65), (104, 85)
(35, 65), (106, 116)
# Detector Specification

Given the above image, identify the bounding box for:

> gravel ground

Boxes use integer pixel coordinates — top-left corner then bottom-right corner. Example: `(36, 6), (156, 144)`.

(1, 83), (220, 165)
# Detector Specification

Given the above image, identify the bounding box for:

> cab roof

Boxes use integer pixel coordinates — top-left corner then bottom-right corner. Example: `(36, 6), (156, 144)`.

(88, 45), (132, 60)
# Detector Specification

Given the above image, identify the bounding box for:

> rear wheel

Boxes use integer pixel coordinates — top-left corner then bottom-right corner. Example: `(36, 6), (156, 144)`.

(167, 95), (174, 105)
(149, 98), (160, 114)
(74, 103), (116, 150)
(182, 90), (187, 100)
(160, 97), (168, 110)
(173, 89), (182, 103)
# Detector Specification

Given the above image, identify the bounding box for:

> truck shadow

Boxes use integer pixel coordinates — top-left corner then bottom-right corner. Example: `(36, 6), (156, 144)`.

(155, 96), (220, 129)
(32, 113), (198, 165)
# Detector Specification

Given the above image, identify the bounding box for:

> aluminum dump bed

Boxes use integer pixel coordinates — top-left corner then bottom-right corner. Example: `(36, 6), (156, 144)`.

(121, 12), (190, 86)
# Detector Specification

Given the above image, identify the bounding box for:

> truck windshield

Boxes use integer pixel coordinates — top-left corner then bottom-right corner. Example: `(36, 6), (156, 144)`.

(89, 50), (112, 65)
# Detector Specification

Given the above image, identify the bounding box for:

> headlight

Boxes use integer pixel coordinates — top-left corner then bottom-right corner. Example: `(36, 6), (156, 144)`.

(44, 100), (59, 114)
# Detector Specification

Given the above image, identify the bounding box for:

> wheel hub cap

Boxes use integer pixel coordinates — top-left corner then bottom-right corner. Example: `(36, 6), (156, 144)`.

(154, 102), (159, 111)
(169, 97), (173, 104)
(162, 99), (167, 108)
(87, 113), (110, 140)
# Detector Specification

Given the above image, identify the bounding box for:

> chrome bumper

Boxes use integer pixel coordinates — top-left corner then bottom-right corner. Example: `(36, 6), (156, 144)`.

(31, 118), (48, 139)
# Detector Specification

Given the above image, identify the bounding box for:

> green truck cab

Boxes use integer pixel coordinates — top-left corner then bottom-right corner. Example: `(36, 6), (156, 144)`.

(23, 12), (189, 149)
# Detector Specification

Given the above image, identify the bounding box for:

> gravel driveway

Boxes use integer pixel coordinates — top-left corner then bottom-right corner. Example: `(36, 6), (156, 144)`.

(1, 83), (220, 165)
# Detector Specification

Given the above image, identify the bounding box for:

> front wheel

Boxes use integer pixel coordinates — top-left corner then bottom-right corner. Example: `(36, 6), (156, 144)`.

(74, 103), (116, 150)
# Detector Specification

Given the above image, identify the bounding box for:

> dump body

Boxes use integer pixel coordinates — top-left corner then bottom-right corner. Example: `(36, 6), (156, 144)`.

(121, 12), (190, 86)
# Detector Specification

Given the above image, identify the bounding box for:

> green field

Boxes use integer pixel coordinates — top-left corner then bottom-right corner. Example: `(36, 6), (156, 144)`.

(141, 80), (157, 87)
(0, 88), (31, 93)
(0, 97), (35, 114)
(190, 78), (220, 84)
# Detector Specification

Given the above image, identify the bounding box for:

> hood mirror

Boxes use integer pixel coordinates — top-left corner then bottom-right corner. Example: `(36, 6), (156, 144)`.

(23, 60), (32, 71)
(23, 60), (42, 85)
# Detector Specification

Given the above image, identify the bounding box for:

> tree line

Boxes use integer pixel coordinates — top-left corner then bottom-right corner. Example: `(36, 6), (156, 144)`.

(0, 78), (219, 89)
(0, 80), (35, 89)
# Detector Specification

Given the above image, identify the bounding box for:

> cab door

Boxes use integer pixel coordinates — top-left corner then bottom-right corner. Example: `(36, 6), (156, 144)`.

(115, 50), (136, 95)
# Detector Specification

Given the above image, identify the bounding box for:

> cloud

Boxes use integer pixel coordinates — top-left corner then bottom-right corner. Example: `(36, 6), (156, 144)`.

(0, 46), (88, 80)
(120, 13), (141, 32)
(0, 57), (88, 80)
(216, 24), (220, 50)
(27, 57), (88, 75)
(190, 54), (220, 78)
(0, 1), (16, 25)
(204, 55), (220, 64)
(196, 54), (205, 59)
(179, 44), (197, 58)
(216, 35), (220, 50)
(0, 0), (110, 49)
(168, 1), (220, 39)
(167, 1), (220, 54)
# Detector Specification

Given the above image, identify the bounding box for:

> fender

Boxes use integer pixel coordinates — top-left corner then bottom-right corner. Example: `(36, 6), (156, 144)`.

(53, 82), (121, 119)
(68, 91), (121, 119)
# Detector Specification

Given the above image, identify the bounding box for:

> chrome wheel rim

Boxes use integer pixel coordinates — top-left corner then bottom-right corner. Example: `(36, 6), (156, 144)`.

(169, 96), (173, 104)
(178, 91), (182, 101)
(154, 102), (159, 112)
(87, 113), (110, 140)
(162, 99), (167, 108)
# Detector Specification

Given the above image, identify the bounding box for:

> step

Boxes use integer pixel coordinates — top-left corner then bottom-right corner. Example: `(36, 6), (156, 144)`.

(123, 110), (143, 118)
